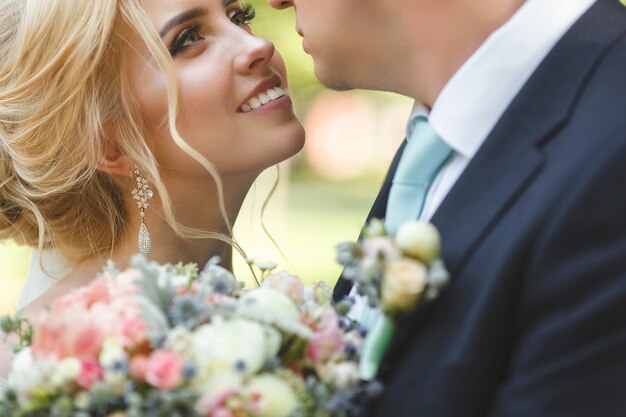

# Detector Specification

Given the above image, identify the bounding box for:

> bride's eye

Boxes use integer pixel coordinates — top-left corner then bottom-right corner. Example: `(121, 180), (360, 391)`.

(169, 22), (205, 56)
(229, 4), (256, 27)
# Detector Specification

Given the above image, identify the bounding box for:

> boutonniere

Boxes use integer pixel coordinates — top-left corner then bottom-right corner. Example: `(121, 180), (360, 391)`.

(336, 219), (450, 379)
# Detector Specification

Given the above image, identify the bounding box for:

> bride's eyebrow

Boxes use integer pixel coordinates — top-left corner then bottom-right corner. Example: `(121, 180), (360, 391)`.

(158, 1), (239, 38)
(159, 7), (208, 38)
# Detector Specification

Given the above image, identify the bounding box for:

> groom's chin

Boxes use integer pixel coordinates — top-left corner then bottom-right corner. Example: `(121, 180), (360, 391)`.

(313, 67), (355, 92)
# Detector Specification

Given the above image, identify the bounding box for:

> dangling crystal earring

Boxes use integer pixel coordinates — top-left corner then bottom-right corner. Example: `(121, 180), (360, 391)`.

(131, 165), (153, 256)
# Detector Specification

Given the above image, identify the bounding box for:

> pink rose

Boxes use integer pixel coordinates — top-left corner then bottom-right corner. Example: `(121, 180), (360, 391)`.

(301, 304), (342, 362)
(32, 274), (148, 361)
(307, 329), (344, 362)
(381, 259), (428, 312)
(130, 355), (149, 381)
(33, 307), (110, 361)
(119, 316), (147, 346)
(196, 388), (243, 416)
(309, 305), (339, 333)
(82, 280), (112, 308)
(362, 237), (400, 261)
(212, 409), (236, 417)
(77, 358), (103, 389)
(262, 272), (305, 304)
(144, 350), (183, 390)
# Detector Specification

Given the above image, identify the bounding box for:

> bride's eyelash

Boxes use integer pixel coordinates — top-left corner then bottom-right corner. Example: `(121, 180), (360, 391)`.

(230, 4), (256, 26)
(169, 20), (204, 56)
(168, 4), (255, 57)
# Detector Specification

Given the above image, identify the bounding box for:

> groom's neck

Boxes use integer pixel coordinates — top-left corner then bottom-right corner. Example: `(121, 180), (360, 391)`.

(393, 0), (524, 107)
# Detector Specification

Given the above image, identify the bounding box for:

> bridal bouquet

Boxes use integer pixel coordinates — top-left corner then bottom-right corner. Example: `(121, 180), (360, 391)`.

(0, 257), (377, 417)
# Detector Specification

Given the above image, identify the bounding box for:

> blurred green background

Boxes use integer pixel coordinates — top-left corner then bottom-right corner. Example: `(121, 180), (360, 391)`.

(0, 1), (412, 314)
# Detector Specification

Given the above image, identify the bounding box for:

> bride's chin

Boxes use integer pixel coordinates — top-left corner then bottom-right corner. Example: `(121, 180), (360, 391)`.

(278, 122), (306, 158)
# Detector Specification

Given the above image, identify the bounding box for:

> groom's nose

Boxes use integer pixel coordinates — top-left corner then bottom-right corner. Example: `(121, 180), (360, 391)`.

(267, 0), (293, 9)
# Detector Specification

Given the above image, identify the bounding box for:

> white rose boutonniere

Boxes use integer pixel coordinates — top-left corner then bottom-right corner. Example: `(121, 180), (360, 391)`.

(337, 219), (450, 380)
(338, 219), (450, 316)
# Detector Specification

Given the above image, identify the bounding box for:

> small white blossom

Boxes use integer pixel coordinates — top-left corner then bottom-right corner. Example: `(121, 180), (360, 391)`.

(50, 358), (80, 389)
(246, 374), (298, 417)
(395, 221), (441, 264)
(164, 326), (194, 359)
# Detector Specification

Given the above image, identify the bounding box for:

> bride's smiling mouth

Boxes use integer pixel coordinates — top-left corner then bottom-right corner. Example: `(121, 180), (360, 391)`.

(238, 75), (292, 114)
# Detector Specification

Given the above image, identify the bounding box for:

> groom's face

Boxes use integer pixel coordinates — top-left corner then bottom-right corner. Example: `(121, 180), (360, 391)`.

(268, 0), (398, 91)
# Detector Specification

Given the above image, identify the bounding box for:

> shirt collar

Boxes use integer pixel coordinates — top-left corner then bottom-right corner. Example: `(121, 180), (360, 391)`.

(407, 0), (596, 158)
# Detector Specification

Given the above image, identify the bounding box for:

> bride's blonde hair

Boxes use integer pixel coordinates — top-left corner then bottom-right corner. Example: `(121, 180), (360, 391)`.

(0, 0), (238, 264)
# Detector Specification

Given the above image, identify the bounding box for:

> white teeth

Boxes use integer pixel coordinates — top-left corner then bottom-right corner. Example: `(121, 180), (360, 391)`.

(249, 97), (262, 110)
(239, 86), (288, 113)
(267, 88), (279, 100)
(259, 92), (271, 104)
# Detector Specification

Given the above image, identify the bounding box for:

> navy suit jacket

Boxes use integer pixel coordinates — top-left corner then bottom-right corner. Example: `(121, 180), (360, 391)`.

(334, 1), (626, 416)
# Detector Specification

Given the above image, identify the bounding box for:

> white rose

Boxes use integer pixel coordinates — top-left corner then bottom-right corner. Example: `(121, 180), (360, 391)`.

(195, 372), (243, 416)
(99, 338), (126, 368)
(246, 374), (298, 417)
(325, 361), (360, 389)
(194, 371), (243, 400)
(381, 259), (428, 312)
(7, 348), (52, 406)
(165, 326), (194, 359)
(239, 288), (298, 321)
(238, 288), (312, 338)
(192, 317), (277, 381)
(50, 358), (81, 388)
(395, 221), (441, 263)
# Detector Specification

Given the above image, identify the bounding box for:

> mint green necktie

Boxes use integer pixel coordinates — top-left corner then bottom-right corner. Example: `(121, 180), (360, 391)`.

(385, 116), (453, 234)
(359, 117), (452, 380)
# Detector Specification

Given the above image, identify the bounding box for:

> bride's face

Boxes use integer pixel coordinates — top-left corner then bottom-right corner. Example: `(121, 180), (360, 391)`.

(127, 0), (305, 177)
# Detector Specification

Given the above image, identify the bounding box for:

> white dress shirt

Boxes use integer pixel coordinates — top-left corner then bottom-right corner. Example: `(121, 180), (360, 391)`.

(349, 0), (596, 324)
(419, 0), (596, 221)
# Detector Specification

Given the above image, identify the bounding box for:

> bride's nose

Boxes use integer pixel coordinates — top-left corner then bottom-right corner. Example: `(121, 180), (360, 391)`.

(234, 34), (276, 74)
(267, 0), (293, 9)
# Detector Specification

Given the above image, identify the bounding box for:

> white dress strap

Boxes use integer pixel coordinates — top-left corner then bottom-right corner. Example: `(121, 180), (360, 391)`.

(17, 249), (70, 310)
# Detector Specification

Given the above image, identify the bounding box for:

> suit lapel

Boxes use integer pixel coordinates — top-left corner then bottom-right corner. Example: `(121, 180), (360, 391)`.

(366, 140), (408, 223)
(333, 140), (408, 302)
(433, 0), (626, 277)
(381, 0), (626, 366)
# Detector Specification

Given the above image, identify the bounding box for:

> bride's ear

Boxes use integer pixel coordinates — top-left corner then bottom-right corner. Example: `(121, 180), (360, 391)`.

(96, 130), (133, 177)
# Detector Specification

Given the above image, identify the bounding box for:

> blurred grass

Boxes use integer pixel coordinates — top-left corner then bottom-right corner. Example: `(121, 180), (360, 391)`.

(281, 171), (379, 282)
(0, 241), (31, 314)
